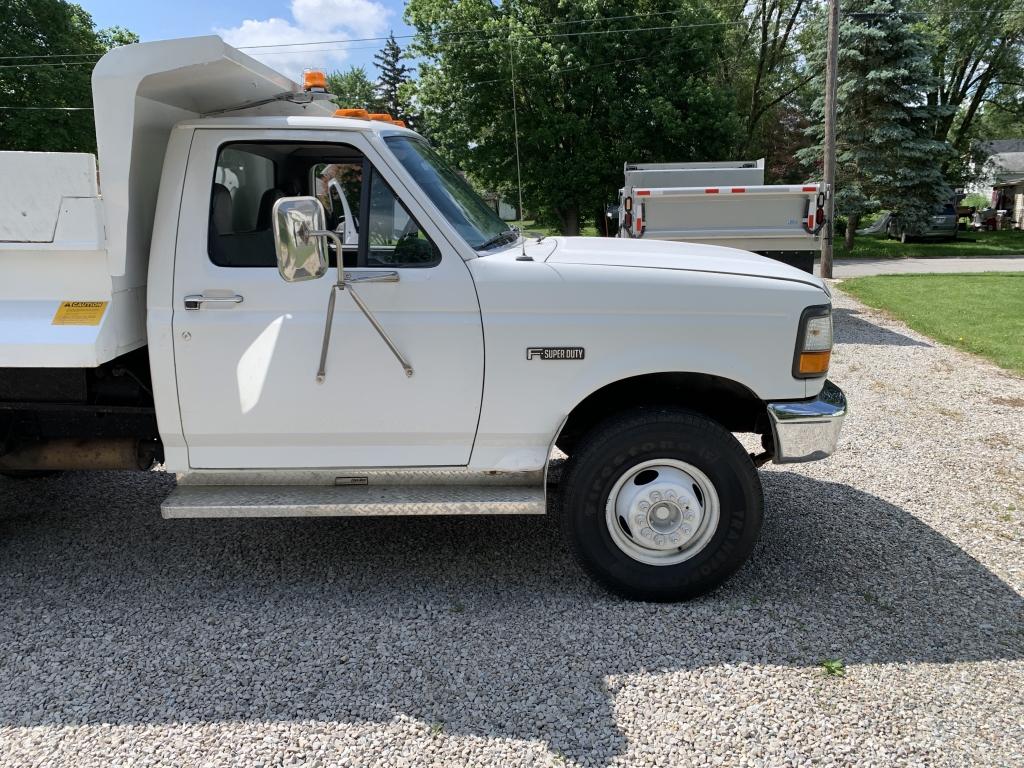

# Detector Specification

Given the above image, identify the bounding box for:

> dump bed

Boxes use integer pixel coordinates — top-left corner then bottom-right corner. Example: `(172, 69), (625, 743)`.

(617, 160), (822, 272)
(0, 37), (332, 368)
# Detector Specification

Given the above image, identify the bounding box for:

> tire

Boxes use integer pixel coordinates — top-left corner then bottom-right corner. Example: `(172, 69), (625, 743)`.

(559, 408), (764, 601)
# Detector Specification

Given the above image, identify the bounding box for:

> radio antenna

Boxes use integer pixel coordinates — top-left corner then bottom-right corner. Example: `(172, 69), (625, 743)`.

(509, 38), (527, 257)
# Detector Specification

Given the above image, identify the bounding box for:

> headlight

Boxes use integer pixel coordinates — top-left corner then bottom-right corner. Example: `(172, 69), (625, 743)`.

(793, 305), (832, 378)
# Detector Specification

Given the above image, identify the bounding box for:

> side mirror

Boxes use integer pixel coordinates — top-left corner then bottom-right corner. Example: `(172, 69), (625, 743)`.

(272, 196), (329, 282)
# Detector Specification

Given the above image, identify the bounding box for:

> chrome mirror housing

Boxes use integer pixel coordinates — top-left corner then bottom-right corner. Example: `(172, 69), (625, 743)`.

(272, 196), (329, 282)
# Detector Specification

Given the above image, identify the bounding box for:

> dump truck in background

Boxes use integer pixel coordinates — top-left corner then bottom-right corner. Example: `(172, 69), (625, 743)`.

(612, 160), (826, 273)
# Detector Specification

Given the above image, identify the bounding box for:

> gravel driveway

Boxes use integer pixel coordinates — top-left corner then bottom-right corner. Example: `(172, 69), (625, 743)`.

(1, 288), (1022, 767)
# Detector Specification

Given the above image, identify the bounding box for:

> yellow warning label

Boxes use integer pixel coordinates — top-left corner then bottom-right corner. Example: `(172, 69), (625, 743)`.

(52, 301), (108, 326)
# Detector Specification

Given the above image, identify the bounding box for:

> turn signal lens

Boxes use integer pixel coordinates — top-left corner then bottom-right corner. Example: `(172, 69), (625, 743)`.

(793, 306), (833, 378)
(303, 69), (327, 92)
(798, 350), (832, 376)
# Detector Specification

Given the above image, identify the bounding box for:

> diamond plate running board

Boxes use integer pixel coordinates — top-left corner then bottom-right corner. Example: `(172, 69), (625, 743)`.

(161, 484), (546, 518)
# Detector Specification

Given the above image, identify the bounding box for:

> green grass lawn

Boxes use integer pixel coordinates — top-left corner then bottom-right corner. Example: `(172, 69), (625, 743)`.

(840, 273), (1024, 373)
(843, 230), (1024, 259)
(510, 219), (600, 238)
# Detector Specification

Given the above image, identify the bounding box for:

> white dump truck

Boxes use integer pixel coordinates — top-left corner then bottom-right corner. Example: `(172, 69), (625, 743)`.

(615, 160), (826, 273)
(0, 37), (846, 601)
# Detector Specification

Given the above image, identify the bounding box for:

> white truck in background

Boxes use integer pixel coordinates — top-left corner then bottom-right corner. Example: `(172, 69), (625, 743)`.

(0, 37), (846, 601)
(614, 160), (826, 273)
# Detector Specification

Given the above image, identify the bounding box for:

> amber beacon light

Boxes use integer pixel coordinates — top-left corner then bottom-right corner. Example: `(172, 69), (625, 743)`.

(302, 69), (327, 92)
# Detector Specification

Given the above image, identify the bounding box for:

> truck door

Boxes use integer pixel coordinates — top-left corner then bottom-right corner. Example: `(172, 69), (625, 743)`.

(171, 130), (484, 469)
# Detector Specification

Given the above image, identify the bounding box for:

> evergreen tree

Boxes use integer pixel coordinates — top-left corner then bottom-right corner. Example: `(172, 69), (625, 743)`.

(799, 0), (952, 249)
(373, 32), (414, 124)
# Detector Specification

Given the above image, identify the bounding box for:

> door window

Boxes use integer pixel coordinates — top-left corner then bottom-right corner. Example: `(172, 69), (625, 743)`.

(208, 142), (439, 269)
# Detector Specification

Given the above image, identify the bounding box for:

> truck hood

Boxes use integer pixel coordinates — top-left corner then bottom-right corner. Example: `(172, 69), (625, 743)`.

(539, 237), (825, 289)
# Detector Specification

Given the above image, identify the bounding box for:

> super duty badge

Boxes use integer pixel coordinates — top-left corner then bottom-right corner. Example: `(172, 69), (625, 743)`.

(527, 347), (585, 361)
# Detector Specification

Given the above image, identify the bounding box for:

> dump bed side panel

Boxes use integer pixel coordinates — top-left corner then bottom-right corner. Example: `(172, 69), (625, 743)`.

(0, 152), (98, 243)
(0, 152), (145, 367)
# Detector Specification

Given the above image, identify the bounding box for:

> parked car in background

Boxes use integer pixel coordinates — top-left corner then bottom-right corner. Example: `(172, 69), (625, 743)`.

(886, 204), (958, 242)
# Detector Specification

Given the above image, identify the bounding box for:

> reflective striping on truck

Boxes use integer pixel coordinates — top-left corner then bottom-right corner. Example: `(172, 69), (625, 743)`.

(636, 185), (820, 197)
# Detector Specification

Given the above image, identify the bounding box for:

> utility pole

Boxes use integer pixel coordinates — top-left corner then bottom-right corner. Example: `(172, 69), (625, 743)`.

(820, 0), (840, 279)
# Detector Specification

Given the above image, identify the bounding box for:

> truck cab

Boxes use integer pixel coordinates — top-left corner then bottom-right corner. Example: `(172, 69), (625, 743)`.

(0, 37), (846, 601)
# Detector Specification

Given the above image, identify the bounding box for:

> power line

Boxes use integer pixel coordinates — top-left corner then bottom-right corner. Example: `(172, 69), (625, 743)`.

(0, 60), (97, 69)
(0, 4), (1016, 64)
(1, 41), (798, 111)
(0, 19), (750, 70)
(236, 5), (756, 51)
(0, 105), (93, 110)
(0, 53), (101, 61)
(0, 8), (755, 64)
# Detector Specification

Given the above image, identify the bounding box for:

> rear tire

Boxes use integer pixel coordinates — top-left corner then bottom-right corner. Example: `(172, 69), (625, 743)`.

(559, 408), (763, 601)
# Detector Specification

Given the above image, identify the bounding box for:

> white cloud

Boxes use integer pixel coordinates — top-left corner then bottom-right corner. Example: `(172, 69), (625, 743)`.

(216, 0), (392, 79)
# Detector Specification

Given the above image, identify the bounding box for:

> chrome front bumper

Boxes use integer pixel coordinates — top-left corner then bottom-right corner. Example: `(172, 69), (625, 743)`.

(766, 380), (847, 464)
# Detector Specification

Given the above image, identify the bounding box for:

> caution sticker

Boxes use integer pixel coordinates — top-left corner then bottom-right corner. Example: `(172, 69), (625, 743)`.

(52, 301), (108, 326)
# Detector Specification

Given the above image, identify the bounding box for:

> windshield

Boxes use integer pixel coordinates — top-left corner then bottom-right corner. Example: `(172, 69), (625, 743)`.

(384, 136), (511, 250)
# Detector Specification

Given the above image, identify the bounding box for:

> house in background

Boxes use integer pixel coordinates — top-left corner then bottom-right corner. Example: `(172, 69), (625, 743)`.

(968, 140), (1024, 228)
(993, 176), (1024, 229)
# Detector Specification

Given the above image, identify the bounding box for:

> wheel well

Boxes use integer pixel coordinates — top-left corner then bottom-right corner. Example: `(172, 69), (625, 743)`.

(554, 372), (766, 456)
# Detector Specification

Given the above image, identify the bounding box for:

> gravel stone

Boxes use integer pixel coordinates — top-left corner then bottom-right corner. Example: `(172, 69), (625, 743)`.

(0, 286), (1022, 767)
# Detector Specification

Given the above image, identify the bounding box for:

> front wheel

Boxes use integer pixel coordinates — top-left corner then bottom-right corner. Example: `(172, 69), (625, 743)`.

(559, 408), (764, 601)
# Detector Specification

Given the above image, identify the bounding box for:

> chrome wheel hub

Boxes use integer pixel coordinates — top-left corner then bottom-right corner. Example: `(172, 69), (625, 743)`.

(605, 459), (720, 566)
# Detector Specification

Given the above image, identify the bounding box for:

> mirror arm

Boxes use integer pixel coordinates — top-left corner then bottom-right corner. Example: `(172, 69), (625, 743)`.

(316, 284), (339, 385)
(310, 230), (414, 382)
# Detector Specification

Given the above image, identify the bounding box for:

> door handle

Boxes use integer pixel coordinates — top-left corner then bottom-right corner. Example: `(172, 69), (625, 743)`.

(184, 294), (244, 310)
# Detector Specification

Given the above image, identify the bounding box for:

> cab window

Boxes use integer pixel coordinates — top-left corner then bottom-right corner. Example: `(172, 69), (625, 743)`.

(366, 167), (440, 267)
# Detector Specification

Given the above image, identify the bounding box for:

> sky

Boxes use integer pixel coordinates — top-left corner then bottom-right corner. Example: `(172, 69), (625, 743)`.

(78, 0), (417, 79)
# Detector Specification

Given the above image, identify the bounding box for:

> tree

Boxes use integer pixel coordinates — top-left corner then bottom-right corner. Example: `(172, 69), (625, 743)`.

(373, 32), (415, 125)
(0, 1), (137, 153)
(727, 0), (816, 163)
(405, 0), (739, 235)
(327, 66), (381, 112)
(799, 0), (952, 250)
(913, 0), (1023, 181)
